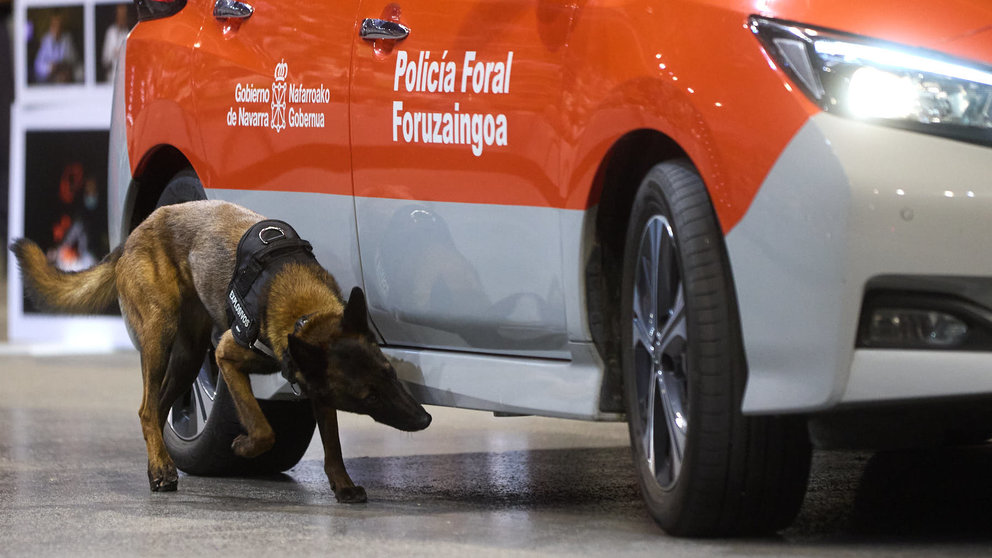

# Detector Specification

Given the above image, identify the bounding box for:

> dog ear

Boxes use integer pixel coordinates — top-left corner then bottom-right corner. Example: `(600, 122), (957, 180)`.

(287, 332), (325, 371)
(342, 286), (370, 335)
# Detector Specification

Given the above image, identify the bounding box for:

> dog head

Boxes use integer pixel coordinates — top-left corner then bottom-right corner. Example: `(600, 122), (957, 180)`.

(286, 287), (432, 432)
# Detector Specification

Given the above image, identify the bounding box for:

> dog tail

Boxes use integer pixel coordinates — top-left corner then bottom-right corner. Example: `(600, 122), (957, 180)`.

(9, 238), (123, 314)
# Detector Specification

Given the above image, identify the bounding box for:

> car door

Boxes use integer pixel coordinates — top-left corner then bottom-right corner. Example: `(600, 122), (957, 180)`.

(190, 0), (363, 288)
(351, 0), (574, 357)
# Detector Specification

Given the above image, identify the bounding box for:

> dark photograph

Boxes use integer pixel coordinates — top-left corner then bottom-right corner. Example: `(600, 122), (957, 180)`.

(22, 129), (111, 313)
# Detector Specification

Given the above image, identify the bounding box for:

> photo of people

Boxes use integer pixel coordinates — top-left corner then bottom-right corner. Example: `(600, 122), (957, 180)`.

(22, 129), (112, 314)
(25, 6), (84, 84)
(95, 2), (136, 83)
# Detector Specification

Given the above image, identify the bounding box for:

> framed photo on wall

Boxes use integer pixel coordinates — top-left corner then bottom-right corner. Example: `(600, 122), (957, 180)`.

(14, 0), (136, 105)
(7, 103), (130, 350)
(94, 2), (135, 84)
(22, 128), (112, 307)
(25, 5), (86, 86)
(9, 0), (135, 349)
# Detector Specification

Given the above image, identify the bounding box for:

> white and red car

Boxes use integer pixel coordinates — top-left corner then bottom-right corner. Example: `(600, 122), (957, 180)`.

(109, 0), (992, 536)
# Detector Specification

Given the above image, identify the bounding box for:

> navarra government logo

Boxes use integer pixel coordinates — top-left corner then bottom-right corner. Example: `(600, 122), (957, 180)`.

(271, 59), (288, 133)
(227, 58), (326, 131)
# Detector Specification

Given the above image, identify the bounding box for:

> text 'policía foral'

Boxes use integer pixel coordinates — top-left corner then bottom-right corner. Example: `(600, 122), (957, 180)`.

(391, 50), (513, 156)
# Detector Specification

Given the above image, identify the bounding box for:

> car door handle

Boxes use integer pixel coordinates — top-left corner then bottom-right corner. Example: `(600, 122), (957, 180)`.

(360, 18), (410, 41)
(214, 0), (253, 20)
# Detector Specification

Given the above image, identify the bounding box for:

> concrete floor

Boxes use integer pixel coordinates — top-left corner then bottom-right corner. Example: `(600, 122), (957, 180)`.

(4, 273), (992, 556)
(4, 352), (992, 556)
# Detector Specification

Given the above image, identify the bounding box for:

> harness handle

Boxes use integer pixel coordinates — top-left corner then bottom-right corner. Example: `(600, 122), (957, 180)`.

(258, 226), (286, 245)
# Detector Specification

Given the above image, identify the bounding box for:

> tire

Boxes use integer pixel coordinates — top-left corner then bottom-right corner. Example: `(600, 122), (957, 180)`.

(163, 348), (316, 475)
(155, 168), (207, 207)
(156, 170), (316, 476)
(620, 160), (811, 537)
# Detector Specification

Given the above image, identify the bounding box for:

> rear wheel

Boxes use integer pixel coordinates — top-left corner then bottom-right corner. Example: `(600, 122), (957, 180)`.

(621, 160), (811, 536)
(163, 348), (316, 475)
(156, 169), (315, 475)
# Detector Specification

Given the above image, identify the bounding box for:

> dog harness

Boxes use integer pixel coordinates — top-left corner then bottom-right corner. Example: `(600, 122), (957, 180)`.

(226, 219), (317, 359)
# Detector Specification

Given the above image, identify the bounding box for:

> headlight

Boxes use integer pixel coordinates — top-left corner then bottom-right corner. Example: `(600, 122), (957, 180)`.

(750, 16), (992, 147)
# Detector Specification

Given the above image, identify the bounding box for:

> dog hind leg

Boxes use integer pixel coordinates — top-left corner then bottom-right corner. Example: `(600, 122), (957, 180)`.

(215, 331), (276, 458)
(138, 342), (181, 492)
(312, 403), (367, 503)
(118, 275), (182, 492)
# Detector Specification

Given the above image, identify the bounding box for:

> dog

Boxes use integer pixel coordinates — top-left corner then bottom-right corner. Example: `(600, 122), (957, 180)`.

(11, 199), (432, 503)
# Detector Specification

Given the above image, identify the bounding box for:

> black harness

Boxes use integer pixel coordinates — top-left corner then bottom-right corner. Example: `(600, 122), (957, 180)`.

(226, 219), (316, 360)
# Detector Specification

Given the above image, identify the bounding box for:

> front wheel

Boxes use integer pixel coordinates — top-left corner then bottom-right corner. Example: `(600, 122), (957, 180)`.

(620, 160), (811, 537)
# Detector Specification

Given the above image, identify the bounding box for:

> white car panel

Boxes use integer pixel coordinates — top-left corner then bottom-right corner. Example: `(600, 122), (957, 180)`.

(355, 197), (571, 358)
(731, 112), (992, 413)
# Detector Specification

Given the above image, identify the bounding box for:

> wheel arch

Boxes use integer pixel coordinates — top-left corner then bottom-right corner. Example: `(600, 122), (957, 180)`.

(585, 129), (698, 413)
(123, 145), (199, 235)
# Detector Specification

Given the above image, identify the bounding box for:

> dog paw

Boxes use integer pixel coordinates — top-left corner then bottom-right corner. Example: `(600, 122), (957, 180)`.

(232, 433), (274, 458)
(335, 485), (367, 504)
(148, 468), (178, 492)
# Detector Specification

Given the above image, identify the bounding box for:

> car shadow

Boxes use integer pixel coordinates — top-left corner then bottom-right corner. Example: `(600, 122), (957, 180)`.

(346, 446), (641, 510)
(851, 446), (992, 538)
(788, 445), (992, 543)
(182, 444), (992, 542)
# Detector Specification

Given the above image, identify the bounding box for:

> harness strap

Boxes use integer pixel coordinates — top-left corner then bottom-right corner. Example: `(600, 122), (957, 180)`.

(226, 219), (317, 361)
(251, 339), (276, 359)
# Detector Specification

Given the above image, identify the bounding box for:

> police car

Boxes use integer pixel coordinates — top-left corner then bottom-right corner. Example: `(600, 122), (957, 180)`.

(109, 0), (992, 536)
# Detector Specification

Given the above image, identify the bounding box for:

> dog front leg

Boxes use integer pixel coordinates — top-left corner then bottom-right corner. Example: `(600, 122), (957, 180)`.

(215, 331), (275, 458)
(312, 402), (366, 503)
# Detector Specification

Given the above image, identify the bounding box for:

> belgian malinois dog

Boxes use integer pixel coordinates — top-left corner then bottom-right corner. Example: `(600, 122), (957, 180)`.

(11, 199), (431, 503)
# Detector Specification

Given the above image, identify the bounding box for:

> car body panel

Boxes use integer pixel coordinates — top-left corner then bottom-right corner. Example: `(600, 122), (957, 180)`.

(189, 0), (357, 197)
(748, 0), (992, 58)
(730, 112), (992, 413)
(124, 5), (206, 177)
(110, 0), (992, 420)
(844, 349), (992, 404)
(560, 0), (818, 232)
(355, 197), (572, 356)
(724, 115), (853, 413)
(108, 43), (131, 248)
(350, 0), (571, 352)
(385, 342), (615, 420)
(351, 0), (565, 207)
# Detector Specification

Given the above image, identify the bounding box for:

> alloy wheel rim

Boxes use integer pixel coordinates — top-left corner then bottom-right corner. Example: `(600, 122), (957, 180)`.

(631, 214), (689, 489)
(167, 354), (218, 440)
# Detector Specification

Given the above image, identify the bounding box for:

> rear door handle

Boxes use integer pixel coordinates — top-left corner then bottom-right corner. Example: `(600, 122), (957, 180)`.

(214, 0), (253, 19)
(360, 18), (410, 41)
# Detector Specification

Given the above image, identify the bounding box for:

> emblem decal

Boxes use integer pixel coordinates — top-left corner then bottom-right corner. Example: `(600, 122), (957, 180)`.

(271, 60), (288, 133)
(226, 60), (328, 131)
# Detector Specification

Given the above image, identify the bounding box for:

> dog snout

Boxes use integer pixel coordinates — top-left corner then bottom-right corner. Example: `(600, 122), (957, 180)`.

(413, 409), (432, 431)
(386, 406), (431, 432)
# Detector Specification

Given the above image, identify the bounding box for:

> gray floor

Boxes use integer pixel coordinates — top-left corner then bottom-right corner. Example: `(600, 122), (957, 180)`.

(4, 269), (992, 555)
(3, 352), (992, 556)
